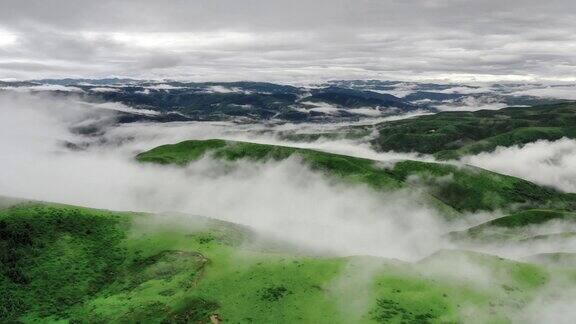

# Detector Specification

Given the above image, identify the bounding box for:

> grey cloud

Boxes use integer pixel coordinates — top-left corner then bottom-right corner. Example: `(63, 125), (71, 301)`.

(0, 0), (575, 81)
(131, 54), (184, 70)
(0, 61), (67, 71)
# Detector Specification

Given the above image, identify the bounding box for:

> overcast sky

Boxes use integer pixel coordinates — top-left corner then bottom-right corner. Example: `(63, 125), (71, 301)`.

(0, 0), (575, 82)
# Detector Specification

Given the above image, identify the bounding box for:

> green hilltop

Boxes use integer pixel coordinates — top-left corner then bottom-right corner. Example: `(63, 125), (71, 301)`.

(368, 103), (576, 159)
(136, 139), (576, 215)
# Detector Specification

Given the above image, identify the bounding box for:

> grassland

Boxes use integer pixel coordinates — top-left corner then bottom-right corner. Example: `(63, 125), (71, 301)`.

(2, 200), (574, 323)
(368, 103), (576, 159)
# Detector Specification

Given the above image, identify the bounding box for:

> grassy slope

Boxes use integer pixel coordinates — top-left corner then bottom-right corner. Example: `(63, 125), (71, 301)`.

(369, 103), (576, 159)
(2, 201), (572, 323)
(136, 139), (403, 190)
(450, 210), (576, 242)
(0, 203), (132, 322)
(136, 139), (576, 214)
(476, 210), (576, 229)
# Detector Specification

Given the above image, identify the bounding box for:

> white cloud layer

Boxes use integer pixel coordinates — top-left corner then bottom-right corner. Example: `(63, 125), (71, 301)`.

(511, 85), (576, 100)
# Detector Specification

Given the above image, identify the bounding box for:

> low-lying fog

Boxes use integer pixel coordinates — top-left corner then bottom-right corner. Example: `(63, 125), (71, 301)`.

(3, 91), (576, 322)
(0, 91), (575, 263)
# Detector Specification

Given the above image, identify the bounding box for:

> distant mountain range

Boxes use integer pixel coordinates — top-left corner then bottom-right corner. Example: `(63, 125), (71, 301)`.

(0, 79), (571, 123)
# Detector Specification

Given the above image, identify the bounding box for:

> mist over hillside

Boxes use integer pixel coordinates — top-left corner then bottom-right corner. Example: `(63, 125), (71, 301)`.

(2, 0), (576, 322)
(1, 89), (576, 322)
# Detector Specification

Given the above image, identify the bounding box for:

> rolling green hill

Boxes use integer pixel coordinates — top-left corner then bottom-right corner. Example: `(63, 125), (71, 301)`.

(2, 199), (574, 323)
(136, 139), (576, 214)
(369, 103), (576, 159)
